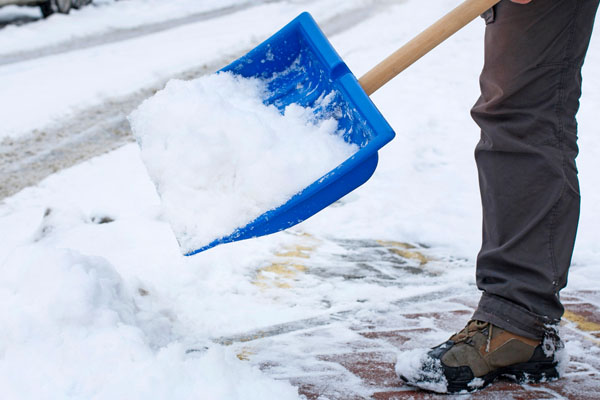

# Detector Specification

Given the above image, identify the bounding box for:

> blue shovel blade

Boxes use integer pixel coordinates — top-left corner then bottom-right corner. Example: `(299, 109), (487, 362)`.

(186, 12), (395, 256)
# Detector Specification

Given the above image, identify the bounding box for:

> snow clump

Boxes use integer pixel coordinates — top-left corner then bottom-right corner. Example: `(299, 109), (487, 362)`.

(395, 347), (448, 393)
(129, 71), (357, 254)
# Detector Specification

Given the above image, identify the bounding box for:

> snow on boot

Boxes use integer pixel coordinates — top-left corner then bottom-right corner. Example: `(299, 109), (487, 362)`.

(396, 320), (564, 393)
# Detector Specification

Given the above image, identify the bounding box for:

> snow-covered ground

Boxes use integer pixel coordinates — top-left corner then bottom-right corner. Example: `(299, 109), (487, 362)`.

(0, 0), (599, 398)
(0, 0), (247, 56)
(0, 0), (375, 139)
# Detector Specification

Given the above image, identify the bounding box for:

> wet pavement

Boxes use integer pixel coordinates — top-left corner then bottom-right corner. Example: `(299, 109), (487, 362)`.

(216, 237), (600, 399)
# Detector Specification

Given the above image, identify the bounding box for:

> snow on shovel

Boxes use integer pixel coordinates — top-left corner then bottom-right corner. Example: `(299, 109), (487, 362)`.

(130, 0), (499, 256)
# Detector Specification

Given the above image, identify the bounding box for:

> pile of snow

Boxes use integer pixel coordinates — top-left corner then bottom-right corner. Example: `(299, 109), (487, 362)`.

(0, 246), (299, 400)
(129, 72), (357, 254)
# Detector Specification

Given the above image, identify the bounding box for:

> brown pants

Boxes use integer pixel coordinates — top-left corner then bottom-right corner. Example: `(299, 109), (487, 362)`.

(471, 0), (599, 339)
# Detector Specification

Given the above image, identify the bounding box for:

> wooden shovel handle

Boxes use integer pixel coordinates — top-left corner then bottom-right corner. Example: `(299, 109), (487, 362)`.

(358, 0), (500, 96)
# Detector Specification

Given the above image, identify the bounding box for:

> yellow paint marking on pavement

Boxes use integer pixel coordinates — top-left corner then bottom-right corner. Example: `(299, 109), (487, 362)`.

(563, 309), (600, 343)
(253, 238), (318, 289)
(377, 240), (433, 265)
(254, 263), (308, 289)
(389, 248), (431, 265)
(262, 263), (308, 276)
(236, 347), (255, 361)
(563, 310), (600, 332)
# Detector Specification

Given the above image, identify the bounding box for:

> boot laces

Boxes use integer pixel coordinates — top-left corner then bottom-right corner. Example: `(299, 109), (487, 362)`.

(452, 320), (493, 351)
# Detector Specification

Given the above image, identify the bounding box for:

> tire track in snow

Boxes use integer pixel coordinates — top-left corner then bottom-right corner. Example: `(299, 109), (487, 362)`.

(0, 0), (399, 201)
(0, 0), (284, 66)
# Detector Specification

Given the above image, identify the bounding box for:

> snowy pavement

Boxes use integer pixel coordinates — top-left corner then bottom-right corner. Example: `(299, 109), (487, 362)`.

(214, 239), (600, 399)
(1, 0), (599, 399)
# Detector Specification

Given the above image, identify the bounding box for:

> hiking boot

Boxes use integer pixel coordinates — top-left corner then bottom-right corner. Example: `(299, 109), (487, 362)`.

(396, 320), (563, 393)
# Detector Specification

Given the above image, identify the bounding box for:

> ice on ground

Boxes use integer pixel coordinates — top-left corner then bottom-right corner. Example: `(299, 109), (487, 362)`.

(129, 71), (357, 254)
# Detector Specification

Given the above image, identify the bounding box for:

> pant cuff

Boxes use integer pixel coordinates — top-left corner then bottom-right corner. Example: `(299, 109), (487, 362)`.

(472, 292), (559, 340)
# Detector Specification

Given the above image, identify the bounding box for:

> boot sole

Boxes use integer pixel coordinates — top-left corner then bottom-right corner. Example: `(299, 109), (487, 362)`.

(402, 360), (559, 394)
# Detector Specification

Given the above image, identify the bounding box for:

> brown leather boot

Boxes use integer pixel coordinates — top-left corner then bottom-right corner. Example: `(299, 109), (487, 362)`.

(397, 320), (563, 393)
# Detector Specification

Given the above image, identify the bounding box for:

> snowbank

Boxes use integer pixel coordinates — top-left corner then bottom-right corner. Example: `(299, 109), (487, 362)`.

(0, 240), (299, 400)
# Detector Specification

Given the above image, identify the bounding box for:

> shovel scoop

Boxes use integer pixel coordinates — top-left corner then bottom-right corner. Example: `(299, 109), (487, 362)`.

(182, 0), (498, 255)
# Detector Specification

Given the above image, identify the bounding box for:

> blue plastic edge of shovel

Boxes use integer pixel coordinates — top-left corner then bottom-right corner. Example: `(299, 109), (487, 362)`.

(186, 0), (499, 255)
(185, 12), (394, 256)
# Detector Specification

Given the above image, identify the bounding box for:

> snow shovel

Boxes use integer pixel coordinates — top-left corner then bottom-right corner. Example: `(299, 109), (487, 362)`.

(187, 0), (499, 255)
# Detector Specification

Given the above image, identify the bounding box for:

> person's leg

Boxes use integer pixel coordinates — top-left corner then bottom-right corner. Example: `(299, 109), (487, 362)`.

(398, 0), (599, 393)
(471, 0), (599, 340)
